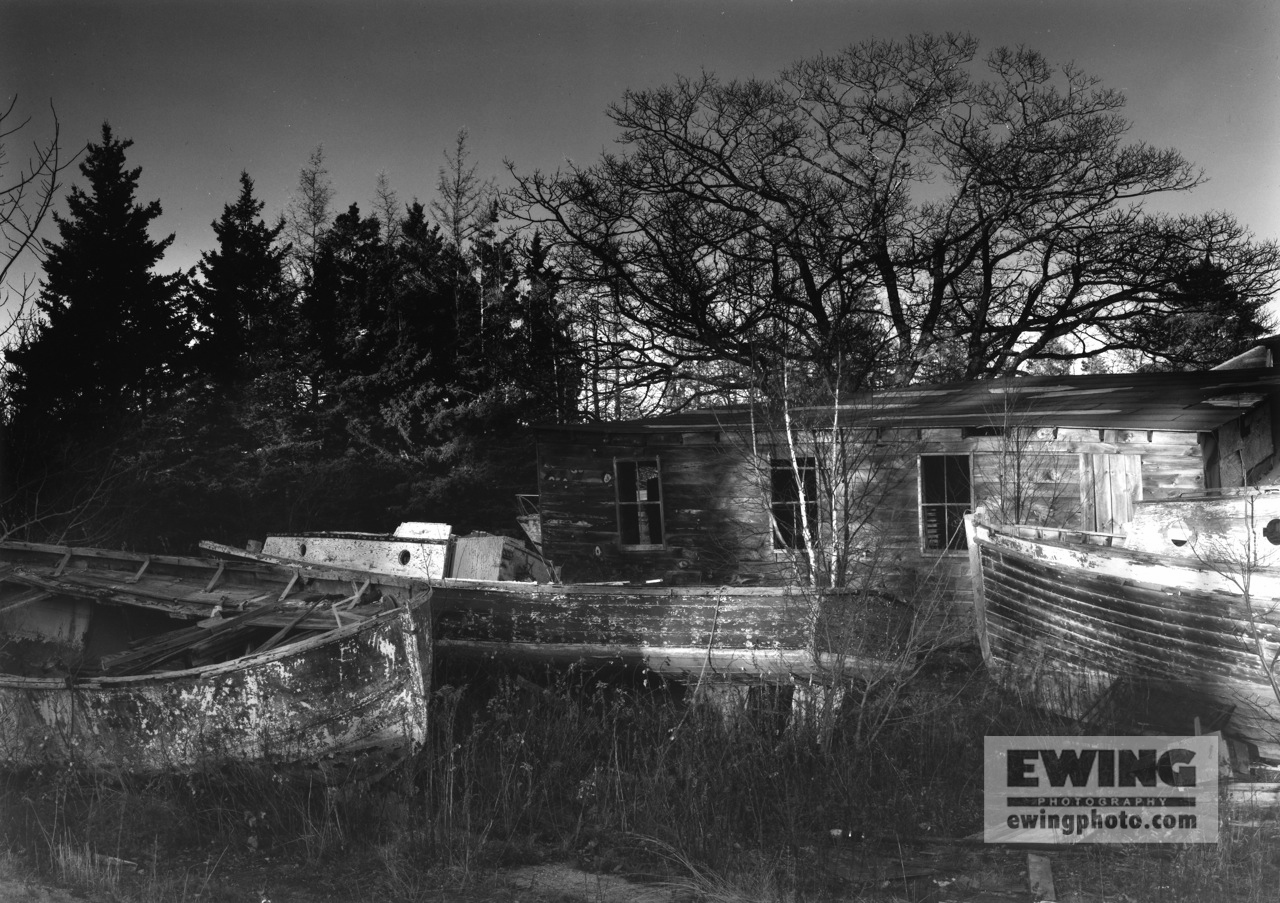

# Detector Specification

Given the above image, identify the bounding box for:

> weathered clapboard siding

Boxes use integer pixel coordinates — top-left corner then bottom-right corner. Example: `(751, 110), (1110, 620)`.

(539, 433), (729, 582)
(1215, 401), (1278, 487)
(537, 365), (1280, 614)
(535, 430), (1167, 612)
(537, 419), (1209, 601)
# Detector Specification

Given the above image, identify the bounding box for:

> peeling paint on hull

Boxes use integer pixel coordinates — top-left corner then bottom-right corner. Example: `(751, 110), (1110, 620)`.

(0, 604), (430, 772)
(430, 580), (913, 681)
(205, 540), (917, 684)
(0, 541), (432, 773)
(969, 509), (1280, 760)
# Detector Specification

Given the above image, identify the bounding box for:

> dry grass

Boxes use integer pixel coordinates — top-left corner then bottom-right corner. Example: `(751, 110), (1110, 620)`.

(2, 657), (1278, 902)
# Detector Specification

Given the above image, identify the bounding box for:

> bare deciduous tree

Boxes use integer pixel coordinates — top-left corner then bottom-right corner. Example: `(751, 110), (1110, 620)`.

(372, 169), (402, 246)
(511, 34), (1280, 397)
(0, 98), (78, 347)
(430, 128), (494, 252)
(283, 145), (335, 287)
(713, 362), (964, 747)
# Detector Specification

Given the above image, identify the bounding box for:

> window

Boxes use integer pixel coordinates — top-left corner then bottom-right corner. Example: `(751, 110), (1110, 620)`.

(615, 458), (664, 548)
(920, 454), (972, 551)
(771, 457), (818, 550)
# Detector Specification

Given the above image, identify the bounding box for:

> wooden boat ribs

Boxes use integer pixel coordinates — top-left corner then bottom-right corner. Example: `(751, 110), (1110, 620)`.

(0, 540), (432, 772)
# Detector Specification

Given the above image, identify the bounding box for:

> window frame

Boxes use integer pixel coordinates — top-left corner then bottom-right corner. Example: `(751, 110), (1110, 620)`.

(918, 453), (974, 553)
(614, 456), (666, 550)
(770, 456), (819, 551)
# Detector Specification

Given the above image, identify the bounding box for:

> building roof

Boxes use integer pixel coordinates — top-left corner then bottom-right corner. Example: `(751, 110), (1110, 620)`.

(541, 367), (1280, 437)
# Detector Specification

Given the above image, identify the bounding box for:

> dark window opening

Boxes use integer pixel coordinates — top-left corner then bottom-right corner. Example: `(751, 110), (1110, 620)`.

(920, 454), (972, 551)
(616, 459), (664, 547)
(771, 458), (818, 550)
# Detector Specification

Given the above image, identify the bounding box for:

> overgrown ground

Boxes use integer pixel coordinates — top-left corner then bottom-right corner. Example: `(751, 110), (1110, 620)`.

(2, 655), (1279, 902)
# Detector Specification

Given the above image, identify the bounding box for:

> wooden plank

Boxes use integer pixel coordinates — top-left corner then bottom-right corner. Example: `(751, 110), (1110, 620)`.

(200, 606), (373, 631)
(0, 588), (55, 616)
(980, 559), (1267, 680)
(965, 515), (990, 662)
(0, 540), (223, 571)
(1228, 783), (1280, 806)
(100, 598), (299, 675)
(1027, 852), (1056, 901)
(1079, 454), (1097, 532)
(203, 561), (225, 593)
(51, 551), (72, 577)
(125, 556), (151, 584)
(253, 599), (325, 655)
(277, 570), (300, 602)
(4, 571), (227, 620)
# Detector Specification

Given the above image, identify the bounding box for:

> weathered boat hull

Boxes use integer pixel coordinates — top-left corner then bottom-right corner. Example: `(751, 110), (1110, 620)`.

(202, 540), (916, 683)
(0, 605), (430, 772)
(430, 579), (913, 680)
(0, 541), (432, 772)
(968, 511), (1280, 760)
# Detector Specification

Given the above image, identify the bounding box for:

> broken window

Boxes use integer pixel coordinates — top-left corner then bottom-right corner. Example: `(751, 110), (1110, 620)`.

(771, 457), (818, 550)
(920, 454), (972, 551)
(615, 458), (664, 548)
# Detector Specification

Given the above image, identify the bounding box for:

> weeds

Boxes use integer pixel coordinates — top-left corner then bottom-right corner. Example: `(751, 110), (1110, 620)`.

(2, 658), (1278, 901)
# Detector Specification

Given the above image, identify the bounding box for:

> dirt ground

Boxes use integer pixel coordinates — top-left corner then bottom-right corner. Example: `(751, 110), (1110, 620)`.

(0, 840), (1034, 903)
(1, 831), (1270, 903)
(0, 841), (1169, 903)
(0, 868), (88, 903)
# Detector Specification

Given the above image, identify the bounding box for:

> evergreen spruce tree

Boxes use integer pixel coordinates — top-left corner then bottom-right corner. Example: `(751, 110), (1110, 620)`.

(1142, 257), (1273, 370)
(192, 172), (289, 387)
(2, 123), (189, 542)
(7, 122), (188, 432)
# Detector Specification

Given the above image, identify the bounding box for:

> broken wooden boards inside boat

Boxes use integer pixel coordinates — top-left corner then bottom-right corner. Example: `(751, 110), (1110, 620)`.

(0, 540), (431, 773)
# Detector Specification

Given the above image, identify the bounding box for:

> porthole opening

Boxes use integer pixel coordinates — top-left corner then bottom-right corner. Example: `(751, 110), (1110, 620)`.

(1264, 519), (1280, 547)
(298, 542), (307, 557)
(399, 549), (412, 566)
(1165, 520), (1193, 548)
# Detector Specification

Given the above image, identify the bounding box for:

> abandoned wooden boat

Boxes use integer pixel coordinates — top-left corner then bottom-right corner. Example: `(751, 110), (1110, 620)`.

(0, 541), (431, 772)
(967, 492), (1280, 761)
(201, 531), (919, 684)
(428, 578), (920, 680)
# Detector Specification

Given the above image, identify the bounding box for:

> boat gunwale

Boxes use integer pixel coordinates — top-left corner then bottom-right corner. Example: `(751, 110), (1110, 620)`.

(2, 538), (432, 594)
(0, 601), (424, 690)
(971, 518), (1280, 586)
(204, 540), (875, 600)
(264, 530), (450, 545)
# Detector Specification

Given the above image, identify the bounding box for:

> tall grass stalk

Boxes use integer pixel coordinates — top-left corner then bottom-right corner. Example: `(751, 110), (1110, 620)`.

(4, 661), (1279, 901)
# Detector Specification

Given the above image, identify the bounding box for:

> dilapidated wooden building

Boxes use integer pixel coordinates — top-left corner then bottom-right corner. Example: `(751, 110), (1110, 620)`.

(531, 346), (1280, 608)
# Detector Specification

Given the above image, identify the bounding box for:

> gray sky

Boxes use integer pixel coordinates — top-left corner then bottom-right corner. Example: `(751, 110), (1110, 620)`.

(4, 0), (1279, 281)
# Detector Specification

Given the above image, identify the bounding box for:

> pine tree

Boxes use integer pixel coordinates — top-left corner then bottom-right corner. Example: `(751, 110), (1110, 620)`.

(514, 232), (582, 425)
(2, 123), (189, 543)
(6, 122), (188, 432)
(192, 172), (289, 387)
(1145, 257), (1273, 370)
